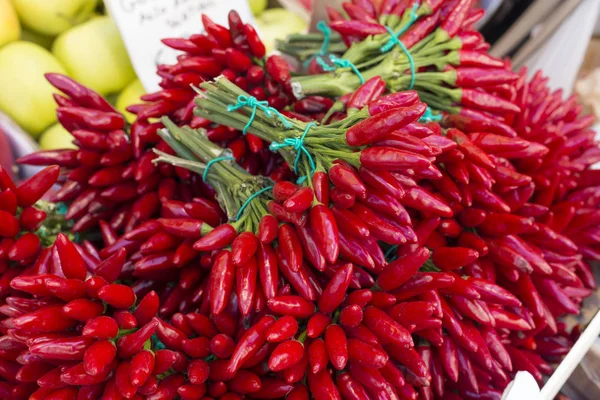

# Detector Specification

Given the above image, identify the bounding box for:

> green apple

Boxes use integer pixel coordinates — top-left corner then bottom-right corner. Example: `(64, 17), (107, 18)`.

(116, 79), (146, 123)
(53, 16), (135, 96)
(39, 123), (76, 150)
(20, 29), (54, 49)
(0, 0), (21, 48)
(0, 41), (66, 137)
(11, 0), (98, 36)
(248, 0), (268, 16)
(255, 8), (307, 54)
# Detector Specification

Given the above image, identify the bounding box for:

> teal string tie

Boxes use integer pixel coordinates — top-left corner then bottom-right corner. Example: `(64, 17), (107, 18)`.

(56, 202), (68, 216)
(236, 186), (273, 221)
(419, 106), (442, 123)
(303, 21), (332, 67)
(202, 156), (235, 182)
(269, 122), (317, 179)
(227, 95), (292, 135)
(380, 3), (419, 89)
(385, 245), (398, 261)
(316, 55), (365, 84)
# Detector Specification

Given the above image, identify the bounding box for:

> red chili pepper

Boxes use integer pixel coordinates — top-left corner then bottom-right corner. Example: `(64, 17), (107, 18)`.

(368, 91), (420, 116)
(227, 315), (275, 375)
(339, 304), (364, 328)
(336, 371), (370, 400)
(231, 231), (259, 267)
(15, 165), (60, 208)
(117, 319), (158, 358)
(347, 103), (426, 146)
(317, 262), (353, 313)
(394, 272), (454, 300)
(268, 340), (304, 372)
(236, 255), (257, 317)
(13, 304), (76, 333)
(266, 55), (292, 85)
(268, 201), (307, 226)
(296, 224), (327, 272)
(193, 224), (237, 252)
(347, 338), (388, 370)
(258, 215), (278, 244)
(363, 307), (413, 348)
(81, 339), (117, 377)
(322, 324), (347, 371)
(346, 361), (393, 395)
(378, 247), (430, 291)
(350, 203), (406, 244)
(209, 250), (234, 315)
(329, 163), (367, 199)
(267, 295), (315, 319)
(278, 224), (303, 272)
(97, 283), (136, 309)
(257, 242), (278, 300)
(329, 20), (387, 37)
(157, 218), (203, 239)
(348, 77), (386, 111)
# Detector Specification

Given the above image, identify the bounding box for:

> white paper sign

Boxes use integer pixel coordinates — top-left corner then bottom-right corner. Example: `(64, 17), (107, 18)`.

(104, 0), (256, 92)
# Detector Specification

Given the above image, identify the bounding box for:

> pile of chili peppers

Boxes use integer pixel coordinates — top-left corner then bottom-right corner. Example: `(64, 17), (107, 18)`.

(1, 0), (598, 399)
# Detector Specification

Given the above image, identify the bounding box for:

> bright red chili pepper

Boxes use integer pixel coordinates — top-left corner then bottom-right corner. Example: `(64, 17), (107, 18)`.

(227, 315), (275, 376)
(269, 340), (304, 372)
(266, 315), (299, 343)
(209, 250), (235, 315)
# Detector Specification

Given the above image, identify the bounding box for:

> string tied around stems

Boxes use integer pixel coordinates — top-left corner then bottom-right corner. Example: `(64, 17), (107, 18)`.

(227, 95), (292, 135)
(317, 54), (365, 84)
(380, 3), (419, 89)
(202, 156), (235, 182)
(419, 106), (443, 123)
(269, 122), (317, 183)
(235, 186), (273, 222)
(303, 21), (332, 67)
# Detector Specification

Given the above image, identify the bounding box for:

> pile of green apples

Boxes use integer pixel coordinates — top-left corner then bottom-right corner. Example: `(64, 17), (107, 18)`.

(0, 0), (143, 150)
(0, 0), (307, 150)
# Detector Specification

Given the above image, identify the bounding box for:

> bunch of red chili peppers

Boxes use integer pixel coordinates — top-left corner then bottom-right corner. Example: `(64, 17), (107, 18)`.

(0, 0), (598, 399)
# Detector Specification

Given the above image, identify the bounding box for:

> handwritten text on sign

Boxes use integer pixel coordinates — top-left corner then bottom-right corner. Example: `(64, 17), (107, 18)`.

(105, 0), (255, 92)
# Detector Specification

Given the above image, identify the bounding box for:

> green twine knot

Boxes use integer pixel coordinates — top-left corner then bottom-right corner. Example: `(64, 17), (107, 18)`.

(380, 3), (419, 89)
(227, 95), (292, 135)
(419, 106), (442, 123)
(203, 156), (235, 182)
(236, 186), (273, 221)
(304, 21), (332, 67)
(269, 122), (317, 180)
(316, 55), (365, 84)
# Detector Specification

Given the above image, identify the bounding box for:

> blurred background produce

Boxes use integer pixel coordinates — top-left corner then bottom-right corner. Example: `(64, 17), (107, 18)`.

(0, 0), (309, 155)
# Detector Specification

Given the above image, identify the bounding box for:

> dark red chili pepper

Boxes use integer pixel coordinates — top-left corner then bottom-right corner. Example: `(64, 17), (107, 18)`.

(194, 224), (237, 252)
(340, 305), (364, 328)
(348, 338), (388, 369)
(347, 103), (426, 146)
(378, 247), (430, 291)
(209, 250), (235, 315)
(83, 339), (116, 376)
(329, 20), (387, 37)
(267, 295), (315, 319)
(227, 315), (275, 376)
(269, 340), (304, 371)
(363, 307), (413, 348)
(296, 224), (327, 272)
(116, 319), (158, 358)
(16, 165), (60, 208)
(329, 163), (367, 199)
(278, 224), (303, 272)
(432, 247), (479, 270)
